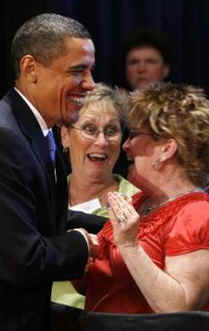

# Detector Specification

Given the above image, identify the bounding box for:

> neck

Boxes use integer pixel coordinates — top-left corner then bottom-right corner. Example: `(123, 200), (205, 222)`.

(143, 164), (199, 204)
(142, 174), (201, 215)
(141, 184), (201, 217)
(148, 183), (198, 205)
(69, 173), (118, 206)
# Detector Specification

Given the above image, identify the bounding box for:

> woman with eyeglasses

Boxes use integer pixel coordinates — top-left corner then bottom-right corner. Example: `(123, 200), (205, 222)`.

(51, 83), (139, 309)
(73, 82), (209, 314)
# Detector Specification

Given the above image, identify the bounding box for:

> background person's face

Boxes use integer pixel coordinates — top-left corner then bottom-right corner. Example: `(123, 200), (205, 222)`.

(126, 46), (169, 90)
(31, 37), (95, 127)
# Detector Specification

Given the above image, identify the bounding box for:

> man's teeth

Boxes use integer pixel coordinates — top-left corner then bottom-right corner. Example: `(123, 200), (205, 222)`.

(69, 97), (85, 106)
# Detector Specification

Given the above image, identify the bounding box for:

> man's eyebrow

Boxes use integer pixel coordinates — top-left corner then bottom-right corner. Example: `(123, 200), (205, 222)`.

(68, 64), (95, 71)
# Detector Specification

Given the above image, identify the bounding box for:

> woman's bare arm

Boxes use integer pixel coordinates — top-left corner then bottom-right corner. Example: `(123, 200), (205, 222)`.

(108, 192), (209, 313)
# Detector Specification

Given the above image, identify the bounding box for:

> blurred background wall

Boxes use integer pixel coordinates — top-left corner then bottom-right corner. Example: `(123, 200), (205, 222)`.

(0, 0), (209, 97)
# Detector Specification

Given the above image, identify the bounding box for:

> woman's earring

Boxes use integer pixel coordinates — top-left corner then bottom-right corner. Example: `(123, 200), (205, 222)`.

(152, 159), (161, 170)
(152, 156), (165, 170)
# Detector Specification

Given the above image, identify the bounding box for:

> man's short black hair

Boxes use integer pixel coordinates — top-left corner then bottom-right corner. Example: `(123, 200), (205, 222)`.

(124, 28), (173, 66)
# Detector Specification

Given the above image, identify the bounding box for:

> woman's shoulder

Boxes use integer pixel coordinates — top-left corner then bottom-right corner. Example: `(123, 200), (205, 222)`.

(164, 192), (209, 255)
(170, 191), (209, 228)
(137, 191), (209, 239)
(167, 191), (209, 219)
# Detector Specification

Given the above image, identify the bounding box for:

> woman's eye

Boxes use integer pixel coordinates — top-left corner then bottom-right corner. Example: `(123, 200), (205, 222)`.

(105, 127), (119, 136)
(83, 126), (97, 135)
(129, 131), (138, 139)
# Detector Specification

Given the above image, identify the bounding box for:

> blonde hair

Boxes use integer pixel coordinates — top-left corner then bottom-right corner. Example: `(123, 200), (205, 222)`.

(128, 82), (209, 186)
(79, 83), (129, 129)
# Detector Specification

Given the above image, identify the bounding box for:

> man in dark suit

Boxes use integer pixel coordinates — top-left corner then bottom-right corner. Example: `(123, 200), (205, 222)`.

(0, 13), (104, 331)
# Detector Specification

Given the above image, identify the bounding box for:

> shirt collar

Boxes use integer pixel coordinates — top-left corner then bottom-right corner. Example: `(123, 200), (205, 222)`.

(14, 87), (49, 137)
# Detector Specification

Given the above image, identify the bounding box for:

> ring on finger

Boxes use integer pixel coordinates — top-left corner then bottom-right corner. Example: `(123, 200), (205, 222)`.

(118, 213), (126, 223)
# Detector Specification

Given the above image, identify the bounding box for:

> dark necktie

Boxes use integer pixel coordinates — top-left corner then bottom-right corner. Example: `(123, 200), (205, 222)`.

(46, 130), (56, 166)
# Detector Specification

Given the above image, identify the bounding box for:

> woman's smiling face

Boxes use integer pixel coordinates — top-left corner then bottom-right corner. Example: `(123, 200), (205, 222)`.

(65, 101), (122, 180)
(123, 128), (164, 191)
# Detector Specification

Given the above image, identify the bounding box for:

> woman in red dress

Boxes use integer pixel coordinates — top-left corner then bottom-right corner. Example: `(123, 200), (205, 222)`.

(73, 82), (209, 314)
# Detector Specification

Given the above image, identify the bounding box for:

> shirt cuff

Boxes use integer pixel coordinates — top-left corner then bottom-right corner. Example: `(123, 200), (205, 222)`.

(68, 229), (89, 251)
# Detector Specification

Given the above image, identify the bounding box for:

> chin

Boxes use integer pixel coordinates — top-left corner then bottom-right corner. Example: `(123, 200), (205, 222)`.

(62, 110), (80, 126)
(137, 82), (149, 90)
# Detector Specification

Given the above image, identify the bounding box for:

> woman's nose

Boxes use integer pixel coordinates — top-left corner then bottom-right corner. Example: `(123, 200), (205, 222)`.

(94, 132), (109, 145)
(122, 138), (130, 151)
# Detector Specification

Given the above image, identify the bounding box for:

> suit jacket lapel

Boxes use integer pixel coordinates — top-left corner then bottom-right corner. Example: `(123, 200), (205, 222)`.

(6, 89), (50, 173)
(6, 89), (68, 233)
(55, 148), (68, 233)
(6, 89), (58, 225)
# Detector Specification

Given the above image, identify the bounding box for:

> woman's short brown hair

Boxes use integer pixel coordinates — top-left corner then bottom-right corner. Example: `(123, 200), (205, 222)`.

(128, 82), (209, 186)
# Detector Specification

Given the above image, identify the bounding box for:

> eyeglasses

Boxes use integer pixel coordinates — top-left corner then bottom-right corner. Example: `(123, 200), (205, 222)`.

(127, 130), (152, 140)
(70, 124), (121, 141)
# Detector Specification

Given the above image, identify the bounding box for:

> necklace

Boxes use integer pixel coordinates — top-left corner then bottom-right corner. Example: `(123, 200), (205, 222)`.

(141, 187), (203, 217)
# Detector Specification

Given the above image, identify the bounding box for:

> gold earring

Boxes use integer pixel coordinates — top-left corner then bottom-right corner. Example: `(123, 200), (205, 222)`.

(152, 159), (162, 170)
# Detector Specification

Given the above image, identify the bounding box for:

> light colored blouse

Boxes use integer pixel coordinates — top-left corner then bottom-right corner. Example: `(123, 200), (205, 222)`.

(51, 175), (139, 308)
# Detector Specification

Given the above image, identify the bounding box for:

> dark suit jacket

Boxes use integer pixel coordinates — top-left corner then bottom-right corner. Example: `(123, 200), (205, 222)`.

(0, 89), (89, 330)
(66, 210), (107, 234)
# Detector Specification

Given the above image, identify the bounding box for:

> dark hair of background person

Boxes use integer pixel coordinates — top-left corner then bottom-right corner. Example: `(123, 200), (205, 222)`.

(113, 28), (175, 91)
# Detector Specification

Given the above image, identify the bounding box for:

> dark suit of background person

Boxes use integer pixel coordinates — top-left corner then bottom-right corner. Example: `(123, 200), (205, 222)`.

(0, 13), (99, 331)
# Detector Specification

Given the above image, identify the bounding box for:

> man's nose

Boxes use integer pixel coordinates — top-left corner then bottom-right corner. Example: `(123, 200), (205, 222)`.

(82, 72), (95, 91)
(137, 62), (146, 72)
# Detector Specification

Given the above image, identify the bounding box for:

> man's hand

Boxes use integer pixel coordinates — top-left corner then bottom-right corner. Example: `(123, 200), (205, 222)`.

(68, 228), (98, 259)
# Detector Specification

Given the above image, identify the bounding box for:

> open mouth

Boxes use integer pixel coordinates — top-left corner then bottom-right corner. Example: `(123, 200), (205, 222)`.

(66, 95), (87, 123)
(87, 153), (108, 162)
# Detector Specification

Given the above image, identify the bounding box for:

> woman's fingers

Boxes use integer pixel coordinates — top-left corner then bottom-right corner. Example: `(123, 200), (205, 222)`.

(107, 192), (140, 247)
(107, 192), (139, 224)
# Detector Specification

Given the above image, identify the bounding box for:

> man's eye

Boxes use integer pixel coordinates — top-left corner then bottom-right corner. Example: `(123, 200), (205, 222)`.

(71, 70), (83, 75)
(146, 59), (158, 64)
(128, 60), (139, 66)
(68, 68), (84, 76)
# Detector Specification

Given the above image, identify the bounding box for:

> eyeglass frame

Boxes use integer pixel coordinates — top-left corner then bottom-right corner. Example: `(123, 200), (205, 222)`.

(127, 129), (152, 140)
(127, 127), (162, 140)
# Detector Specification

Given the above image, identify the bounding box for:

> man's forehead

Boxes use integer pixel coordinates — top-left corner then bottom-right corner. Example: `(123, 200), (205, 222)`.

(64, 37), (95, 52)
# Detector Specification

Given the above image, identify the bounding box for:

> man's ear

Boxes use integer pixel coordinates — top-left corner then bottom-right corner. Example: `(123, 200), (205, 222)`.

(163, 65), (170, 79)
(19, 55), (38, 83)
(61, 126), (71, 149)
